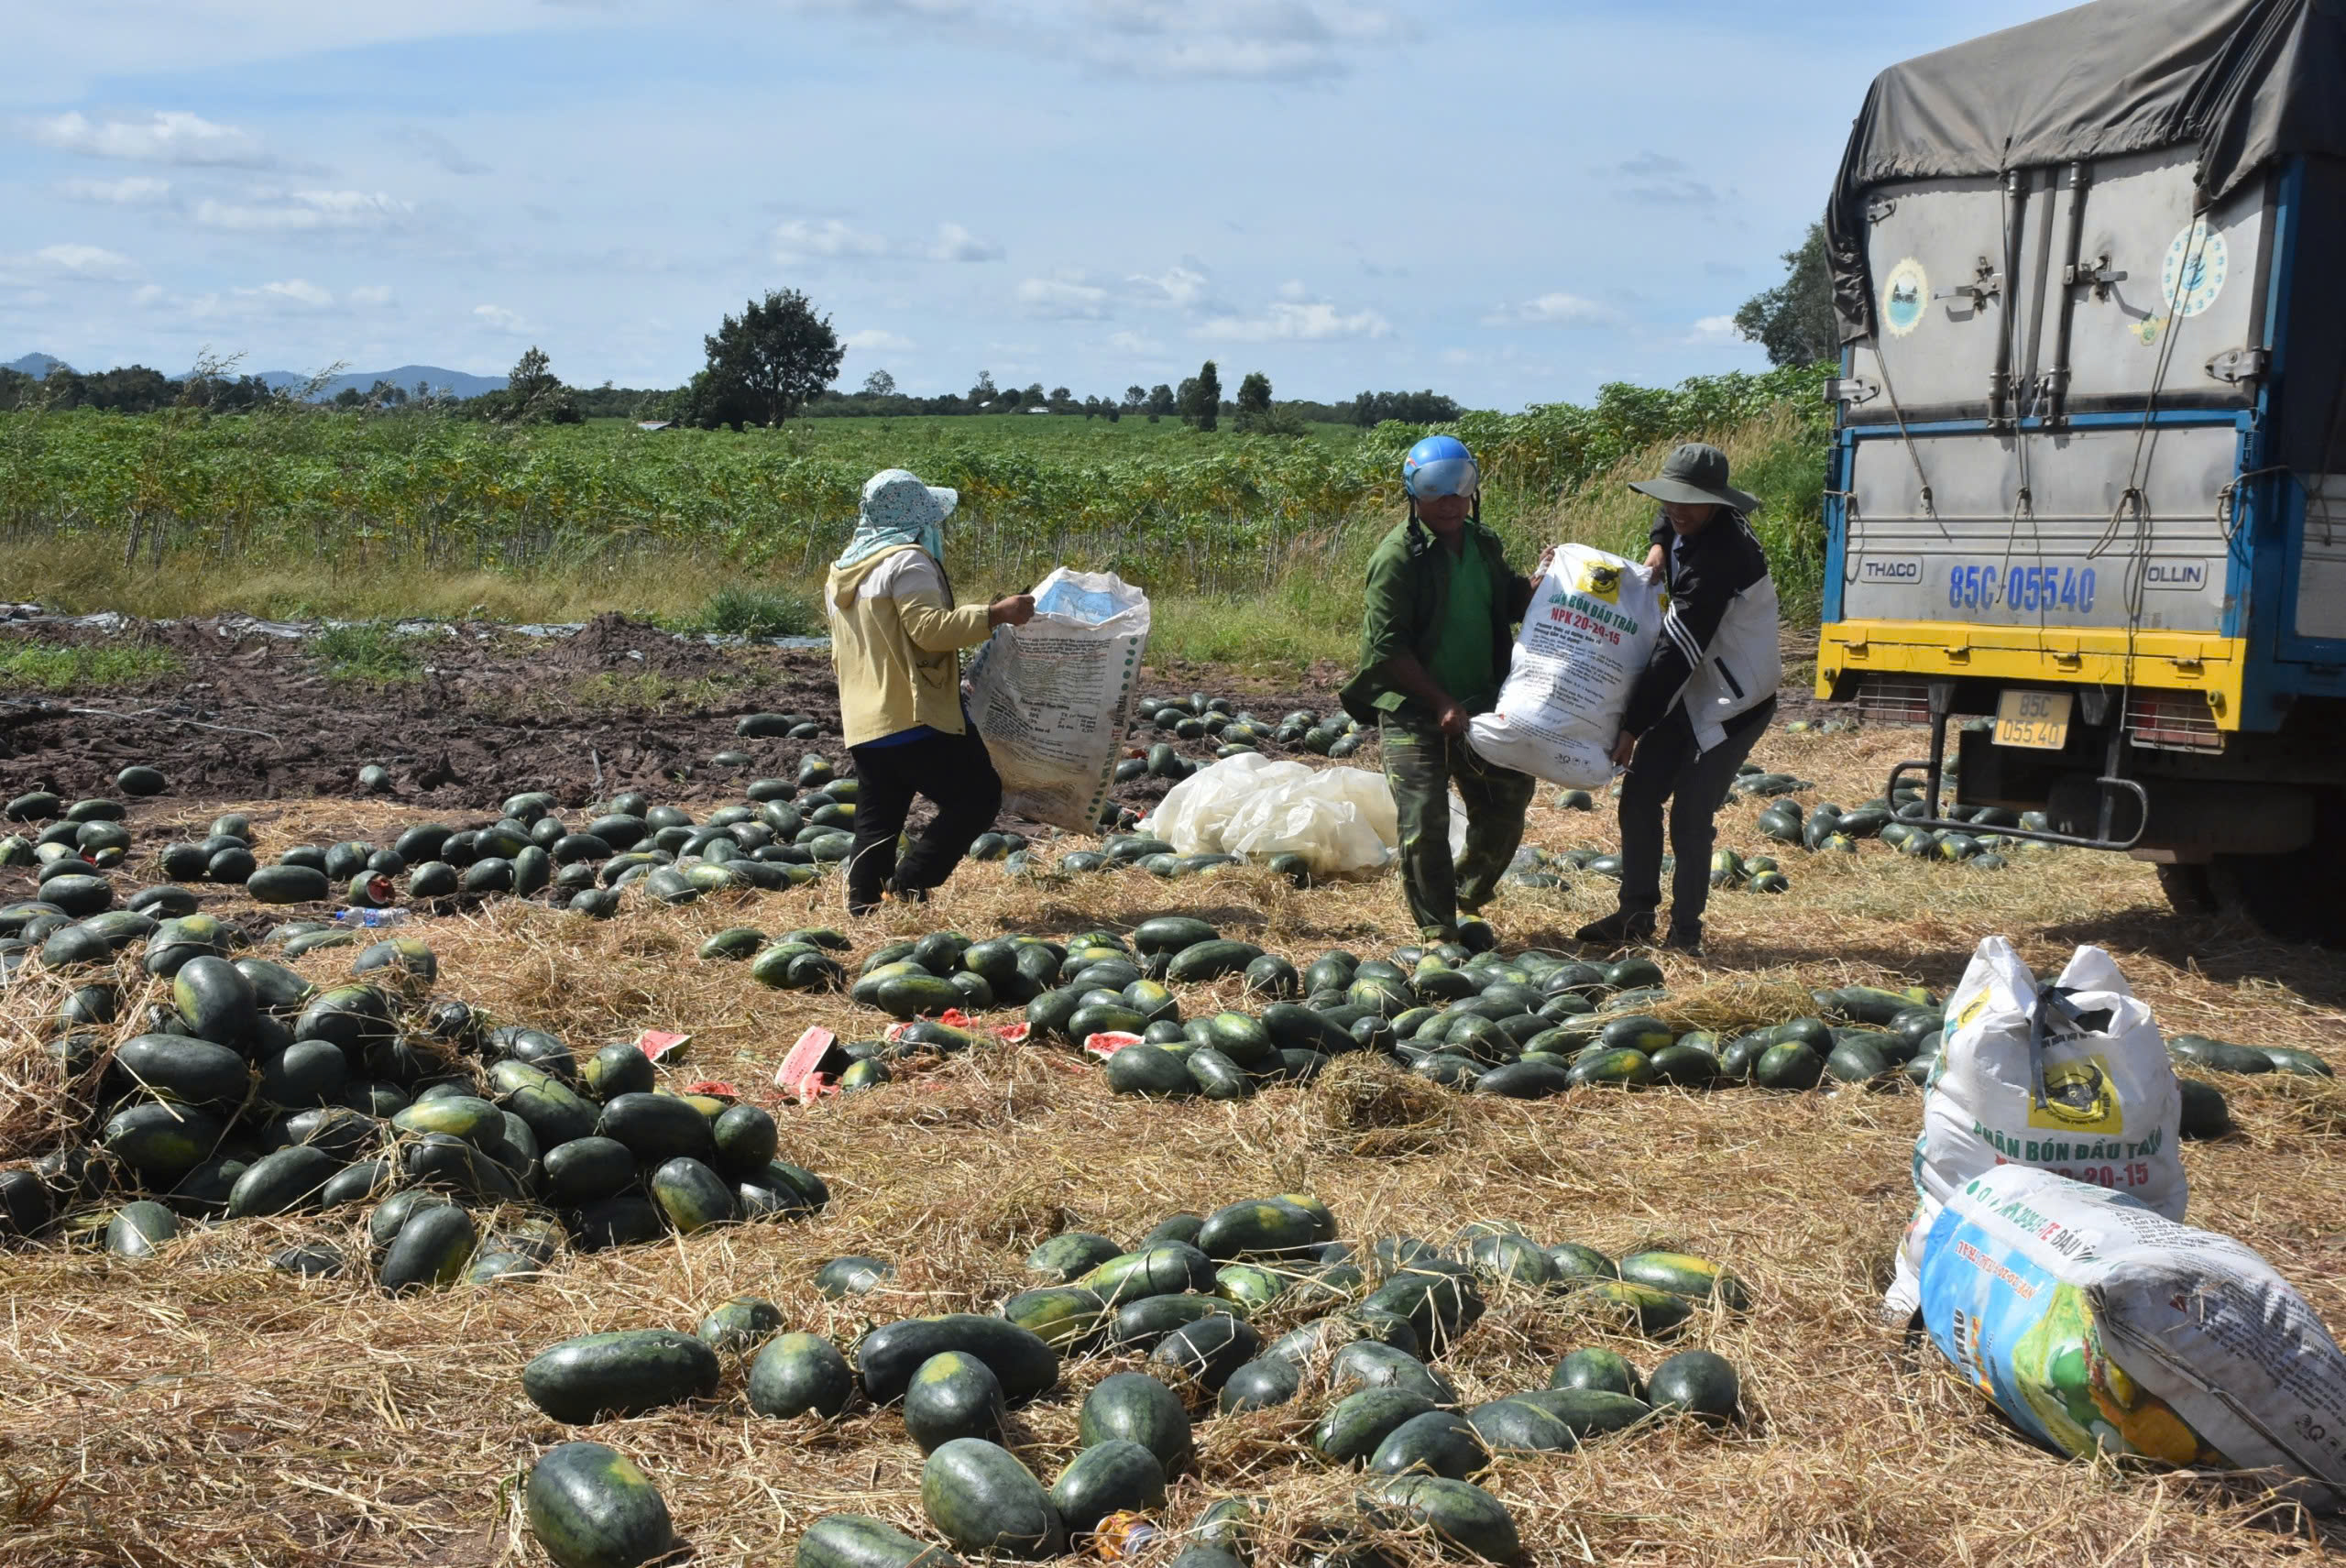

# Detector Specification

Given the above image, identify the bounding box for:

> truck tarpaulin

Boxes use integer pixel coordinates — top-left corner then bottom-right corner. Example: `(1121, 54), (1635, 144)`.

(1826, 0), (2346, 341)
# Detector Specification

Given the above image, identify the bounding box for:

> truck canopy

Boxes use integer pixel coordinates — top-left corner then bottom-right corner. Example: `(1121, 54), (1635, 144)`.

(1828, 0), (2346, 342)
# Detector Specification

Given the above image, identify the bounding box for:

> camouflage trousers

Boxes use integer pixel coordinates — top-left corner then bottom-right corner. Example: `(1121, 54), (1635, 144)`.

(1379, 716), (1537, 941)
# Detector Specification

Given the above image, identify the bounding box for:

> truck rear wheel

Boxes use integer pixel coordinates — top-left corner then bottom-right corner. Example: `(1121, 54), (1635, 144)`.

(2200, 804), (2346, 946)
(2154, 863), (2215, 917)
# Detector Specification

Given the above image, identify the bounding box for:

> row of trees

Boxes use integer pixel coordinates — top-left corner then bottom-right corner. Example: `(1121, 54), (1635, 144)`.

(0, 363), (288, 414)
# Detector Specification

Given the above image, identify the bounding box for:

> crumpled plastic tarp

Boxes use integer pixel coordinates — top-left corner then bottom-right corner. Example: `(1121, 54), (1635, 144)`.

(1143, 751), (1464, 876)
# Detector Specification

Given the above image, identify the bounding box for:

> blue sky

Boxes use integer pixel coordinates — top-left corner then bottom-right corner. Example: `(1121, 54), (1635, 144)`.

(4, 0), (2078, 409)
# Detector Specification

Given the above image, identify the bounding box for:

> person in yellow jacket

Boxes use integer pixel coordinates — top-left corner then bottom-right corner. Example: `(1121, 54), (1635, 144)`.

(826, 468), (1035, 916)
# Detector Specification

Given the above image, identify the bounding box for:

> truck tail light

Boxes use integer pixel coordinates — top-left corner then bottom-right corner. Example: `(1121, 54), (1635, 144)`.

(2125, 689), (2223, 753)
(1854, 676), (1933, 727)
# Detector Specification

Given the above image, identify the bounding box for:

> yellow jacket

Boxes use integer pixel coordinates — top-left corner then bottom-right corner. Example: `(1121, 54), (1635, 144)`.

(826, 545), (995, 746)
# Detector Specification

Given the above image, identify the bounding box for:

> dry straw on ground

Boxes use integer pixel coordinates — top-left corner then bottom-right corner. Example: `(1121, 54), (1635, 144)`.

(3, 726), (2344, 1566)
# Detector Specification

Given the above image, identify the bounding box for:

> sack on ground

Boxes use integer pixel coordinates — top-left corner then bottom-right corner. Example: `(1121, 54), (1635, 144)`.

(1146, 753), (1464, 876)
(1465, 544), (1662, 788)
(1916, 1166), (2346, 1508)
(965, 569), (1150, 832)
(1888, 936), (2185, 1320)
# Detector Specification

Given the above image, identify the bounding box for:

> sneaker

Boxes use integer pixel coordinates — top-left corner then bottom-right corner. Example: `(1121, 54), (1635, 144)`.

(1573, 910), (1656, 947)
(1661, 926), (1705, 958)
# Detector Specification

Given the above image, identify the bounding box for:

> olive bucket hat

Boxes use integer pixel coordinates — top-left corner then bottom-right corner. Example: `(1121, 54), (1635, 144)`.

(1628, 443), (1762, 514)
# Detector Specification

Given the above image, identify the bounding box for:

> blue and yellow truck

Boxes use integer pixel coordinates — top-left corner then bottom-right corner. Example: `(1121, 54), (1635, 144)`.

(1814, 0), (2346, 941)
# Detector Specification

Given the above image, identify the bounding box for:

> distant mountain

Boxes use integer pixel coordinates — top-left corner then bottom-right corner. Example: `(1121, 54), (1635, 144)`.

(312, 365), (510, 400)
(7, 351), (506, 400)
(197, 364), (510, 400)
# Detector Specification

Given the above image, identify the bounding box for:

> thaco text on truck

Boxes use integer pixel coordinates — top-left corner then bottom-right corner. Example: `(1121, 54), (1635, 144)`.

(1814, 0), (2346, 941)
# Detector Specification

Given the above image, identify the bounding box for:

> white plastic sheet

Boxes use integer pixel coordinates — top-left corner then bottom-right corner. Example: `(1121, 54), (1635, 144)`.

(1144, 752), (1463, 876)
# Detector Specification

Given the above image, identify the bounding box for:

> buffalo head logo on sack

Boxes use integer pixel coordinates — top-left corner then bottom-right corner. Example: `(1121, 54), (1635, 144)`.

(2027, 1056), (2123, 1135)
(1578, 563), (1623, 604)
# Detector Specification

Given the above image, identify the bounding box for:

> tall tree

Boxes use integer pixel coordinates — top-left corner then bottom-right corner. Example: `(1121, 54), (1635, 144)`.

(1180, 360), (1222, 431)
(487, 345), (581, 424)
(1233, 370), (1273, 432)
(1733, 222), (1839, 367)
(691, 288), (844, 429)
(1123, 384), (1147, 411)
(1145, 383), (1176, 419)
(861, 368), (897, 397)
(969, 369), (998, 405)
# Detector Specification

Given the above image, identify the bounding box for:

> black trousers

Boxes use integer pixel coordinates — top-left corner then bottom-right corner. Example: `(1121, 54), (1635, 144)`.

(1617, 698), (1773, 934)
(844, 728), (1004, 913)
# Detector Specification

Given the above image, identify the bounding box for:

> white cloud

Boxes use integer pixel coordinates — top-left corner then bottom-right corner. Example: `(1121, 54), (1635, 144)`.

(1017, 275), (1113, 320)
(475, 303), (529, 334)
(843, 328), (915, 352)
(1620, 178), (1724, 207)
(1687, 313), (1740, 344)
(928, 223), (1003, 263)
(397, 126), (489, 176)
(763, 0), (1400, 81)
(34, 244), (138, 280)
(249, 279), (333, 307)
(1277, 279), (1310, 302)
(1128, 263), (1208, 308)
(1618, 152), (1689, 178)
(131, 283), (165, 307)
(773, 217), (1003, 265)
(34, 110), (274, 167)
(194, 190), (411, 231)
(57, 175), (171, 204)
(773, 218), (892, 263)
(1611, 156), (1726, 207)
(1107, 329), (1166, 355)
(348, 285), (396, 307)
(1192, 298), (1392, 342)
(1483, 292), (1621, 328)
(1070, 0), (1405, 80)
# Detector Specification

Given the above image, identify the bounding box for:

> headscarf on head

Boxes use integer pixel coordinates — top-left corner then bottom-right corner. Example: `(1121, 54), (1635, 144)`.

(832, 468), (960, 572)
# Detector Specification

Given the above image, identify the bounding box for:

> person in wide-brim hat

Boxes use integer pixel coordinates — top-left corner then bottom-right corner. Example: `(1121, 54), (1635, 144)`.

(1574, 444), (1781, 959)
(1626, 441), (1765, 514)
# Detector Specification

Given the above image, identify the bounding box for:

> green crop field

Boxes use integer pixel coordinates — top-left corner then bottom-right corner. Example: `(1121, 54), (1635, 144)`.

(0, 366), (1827, 672)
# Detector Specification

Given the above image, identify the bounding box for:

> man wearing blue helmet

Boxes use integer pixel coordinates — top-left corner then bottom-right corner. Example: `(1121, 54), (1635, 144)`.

(1339, 434), (1540, 944)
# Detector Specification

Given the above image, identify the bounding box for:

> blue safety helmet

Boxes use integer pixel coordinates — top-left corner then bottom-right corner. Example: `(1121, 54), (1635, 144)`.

(1402, 435), (1480, 500)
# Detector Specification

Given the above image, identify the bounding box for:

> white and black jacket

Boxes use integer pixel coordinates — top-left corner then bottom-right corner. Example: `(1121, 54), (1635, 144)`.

(1621, 510), (1781, 752)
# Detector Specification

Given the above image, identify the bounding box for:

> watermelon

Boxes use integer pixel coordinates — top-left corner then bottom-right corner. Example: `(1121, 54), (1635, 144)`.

(904, 1352), (1009, 1453)
(919, 1439), (1063, 1560)
(1646, 1349), (1740, 1425)
(522, 1330), (721, 1423)
(526, 1442), (676, 1568)
(1078, 1372), (1192, 1473)
(750, 1333), (856, 1420)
